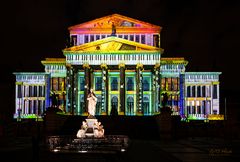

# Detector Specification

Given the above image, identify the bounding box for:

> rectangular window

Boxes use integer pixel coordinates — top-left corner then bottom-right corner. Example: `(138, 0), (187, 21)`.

(192, 106), (196, 114)
(17, 85), (22, 98)
(90, 35), (94, 42)
(202, 86), (206, 97)
(118, 35), (123, 38)
(95, 77), (102, 91)
(187, 86), (191, 97)
(141, 35), (145, 44)
(84, 35), (89, 43)
(59, 78), (65, 91)
(52, 78), (58, 91)
(135, 35), (140, 42)
(124, 35), (128, 40)
(101, 35), (106, 39)
(71, 35), (77, 46)
(34, 86), (37, 97)
(29, 86), (33, 97)
(197, 86), (201, 97)
(96, 35), (100, 40)
(130, 35), (134, 41)
(213, 85), (218, 99)
(161, 78), (166, 91)
(167, 78), (171, 91)
(187, 106), (191, 114)
(80, 77), (85, 91)
(171, 78), (178, 91)
(192, 86), (196, 97)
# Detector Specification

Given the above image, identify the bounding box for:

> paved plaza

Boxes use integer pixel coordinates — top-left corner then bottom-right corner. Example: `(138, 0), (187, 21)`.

(0, 136), (239, 162)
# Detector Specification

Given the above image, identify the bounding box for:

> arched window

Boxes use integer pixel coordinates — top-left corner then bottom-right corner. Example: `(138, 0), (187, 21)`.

(80, 95), (85, 114)
(143, 79), (150, 91)
(111, 96), (118, 115)
(143, 96), (149, 115)
(127, 77), (134, 91)
(127, 96), (134, 115)
(111, 78), (118, 91)
(96, 95), (102, 115)
(80, 77), (85, 91)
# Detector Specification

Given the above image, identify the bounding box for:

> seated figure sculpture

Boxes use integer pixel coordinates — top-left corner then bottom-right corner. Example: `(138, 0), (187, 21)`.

(93, 121), (105, 138)
(76, 121), (88, 138)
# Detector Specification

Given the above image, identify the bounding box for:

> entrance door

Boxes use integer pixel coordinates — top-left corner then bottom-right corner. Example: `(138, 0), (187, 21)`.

(111, 96), (118, 115)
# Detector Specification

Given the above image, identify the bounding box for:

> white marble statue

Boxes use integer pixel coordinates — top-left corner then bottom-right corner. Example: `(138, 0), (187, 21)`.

(87, 88), (97, 116)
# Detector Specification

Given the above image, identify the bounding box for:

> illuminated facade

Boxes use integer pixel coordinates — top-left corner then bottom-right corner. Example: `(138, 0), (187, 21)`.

(13, 14), (223, 121)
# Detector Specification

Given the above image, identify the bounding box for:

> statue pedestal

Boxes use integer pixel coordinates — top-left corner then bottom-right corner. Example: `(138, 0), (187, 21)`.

(85, 118), (98, 137)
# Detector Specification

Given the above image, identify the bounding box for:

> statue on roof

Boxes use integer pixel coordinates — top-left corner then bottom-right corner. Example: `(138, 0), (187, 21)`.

(111, 22), (116, 36)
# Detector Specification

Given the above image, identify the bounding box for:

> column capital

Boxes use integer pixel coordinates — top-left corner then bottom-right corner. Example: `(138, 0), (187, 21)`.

(66, 63), (71, 68)
(136, 63), (143, 69)
(100, 63), (108, 69)
(154, 63), (160, 69)
(83, 63), (90, 69)
(118, 63), (125, 69)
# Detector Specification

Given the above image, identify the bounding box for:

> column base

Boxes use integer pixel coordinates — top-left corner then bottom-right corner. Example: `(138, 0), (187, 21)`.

(136, 112), (144, 116)
(101, 112), (107, 115)
(118, 112), (125, 115)
(82, 112), (89, 116)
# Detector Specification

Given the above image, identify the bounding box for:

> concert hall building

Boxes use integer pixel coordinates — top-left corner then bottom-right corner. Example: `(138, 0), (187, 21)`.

(13, 14), (223, 121)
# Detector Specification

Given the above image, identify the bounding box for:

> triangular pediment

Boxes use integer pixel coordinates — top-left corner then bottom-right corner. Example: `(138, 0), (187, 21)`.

(69, 14), (161, 30)
(63, 37), (162, 53)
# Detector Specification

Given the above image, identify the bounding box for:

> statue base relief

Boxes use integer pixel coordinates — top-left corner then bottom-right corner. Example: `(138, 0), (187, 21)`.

(77, 116), (105, 138)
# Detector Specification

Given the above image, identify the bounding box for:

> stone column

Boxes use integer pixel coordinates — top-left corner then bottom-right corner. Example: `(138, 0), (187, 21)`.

(154, 63), (161, 113)
(72, 66), (78, 115)
(83, 63), (90, 115)
(65, 64), (72, 113)
(136, 63), (143, 115)
(119, 63), (125, 115)
(101, 63), (108, 115)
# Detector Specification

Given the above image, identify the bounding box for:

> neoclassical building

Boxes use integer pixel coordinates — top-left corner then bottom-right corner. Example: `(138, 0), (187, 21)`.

(13, 14), (223, 121)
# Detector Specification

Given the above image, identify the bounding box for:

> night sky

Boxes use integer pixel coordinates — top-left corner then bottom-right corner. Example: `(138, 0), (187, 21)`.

(1, 0), (240, 115)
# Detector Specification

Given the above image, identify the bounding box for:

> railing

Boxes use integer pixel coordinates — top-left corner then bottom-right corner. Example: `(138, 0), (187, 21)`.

(46, 135), (129, 154)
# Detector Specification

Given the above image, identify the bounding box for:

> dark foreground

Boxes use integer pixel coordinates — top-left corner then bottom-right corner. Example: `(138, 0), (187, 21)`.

(0, 136), (239, 162)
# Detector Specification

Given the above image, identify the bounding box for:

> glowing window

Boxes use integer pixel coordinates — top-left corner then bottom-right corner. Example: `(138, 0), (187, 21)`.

(95, 77), (102, 91)
(126, 77), (134, 91)
(111, 77), (118, 91)
(143, 77), (150, 91)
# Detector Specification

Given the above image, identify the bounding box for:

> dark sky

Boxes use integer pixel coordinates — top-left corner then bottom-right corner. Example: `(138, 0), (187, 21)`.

(1, 0), (240, 113)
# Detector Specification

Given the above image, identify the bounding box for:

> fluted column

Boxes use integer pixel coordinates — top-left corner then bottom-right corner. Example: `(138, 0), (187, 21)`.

(101, 63), (108, 115)
(83, 63), (90, 115)
(154, 63), (161, 113)
(72, 66), (78, 115)
(136, 63), (143, 115)
(119, 63), (125, 115)
(66, 64), (72, 113)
